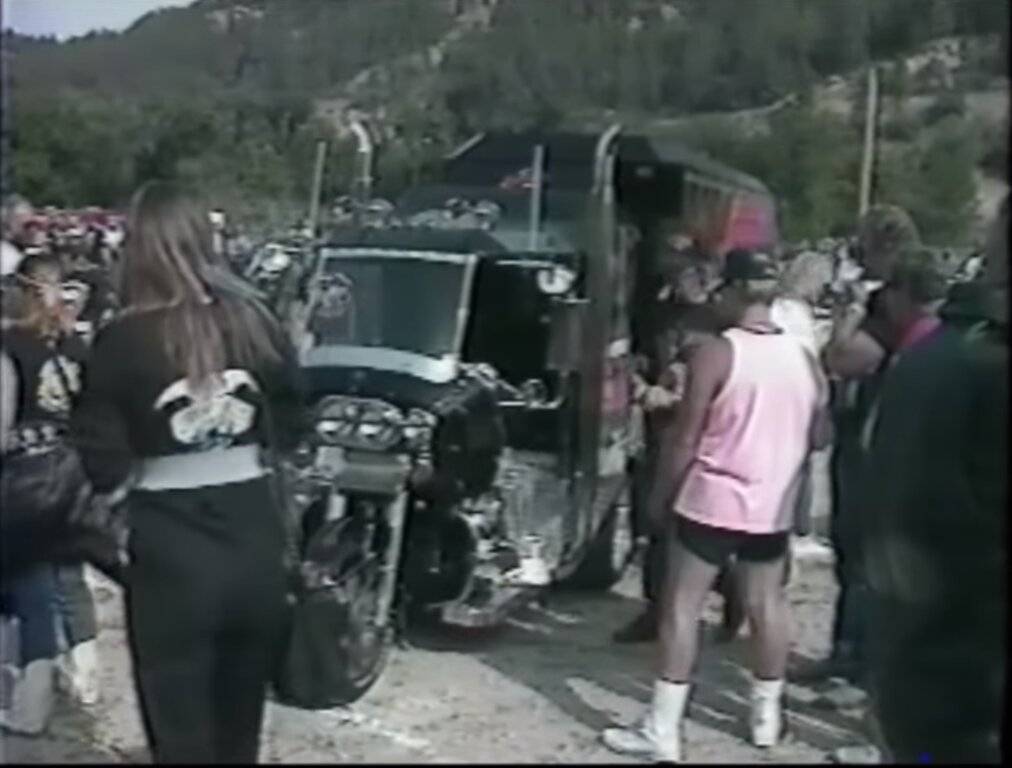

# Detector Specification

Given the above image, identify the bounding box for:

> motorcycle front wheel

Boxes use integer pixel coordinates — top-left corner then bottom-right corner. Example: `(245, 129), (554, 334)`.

(273, 512), (394, 708)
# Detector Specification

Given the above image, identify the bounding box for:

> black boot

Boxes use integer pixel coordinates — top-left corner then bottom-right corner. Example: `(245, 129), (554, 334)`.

(788, 645), (862, 684)
(613, 607), (658, 643)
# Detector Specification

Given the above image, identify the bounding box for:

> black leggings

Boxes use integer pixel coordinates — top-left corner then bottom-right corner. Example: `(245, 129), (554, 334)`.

(124, 478), (287, 764)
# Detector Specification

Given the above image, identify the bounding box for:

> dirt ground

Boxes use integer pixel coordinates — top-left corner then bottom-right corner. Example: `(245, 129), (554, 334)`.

(1, 525), (872, 764)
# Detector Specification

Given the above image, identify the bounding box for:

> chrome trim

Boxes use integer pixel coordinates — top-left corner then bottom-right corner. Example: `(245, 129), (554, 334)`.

(440, 585), (534, 628)
(444, 132), (486, 161)
(494, 258), (565, 269)
(593, 124), (622, 194)
(320, 247), (473, 265)
(607, 337), (631, 357)
(374, 491), (408, 628)
(348, 120), (374, 205)
(528, 144), (545, 251)
(300, 345), (459, 384)
(451, 254), (478, 359)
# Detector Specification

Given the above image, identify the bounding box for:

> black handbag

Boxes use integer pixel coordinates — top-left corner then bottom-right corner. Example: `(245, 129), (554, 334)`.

(0, 432), (90, 578)
(0, 350), (126, 581)
(58, 485), (130, 584)
(260, 401), (365, 710)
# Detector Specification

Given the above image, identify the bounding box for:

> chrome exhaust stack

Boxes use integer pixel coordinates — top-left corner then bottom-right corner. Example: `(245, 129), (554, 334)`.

(348, 119), (374, 209)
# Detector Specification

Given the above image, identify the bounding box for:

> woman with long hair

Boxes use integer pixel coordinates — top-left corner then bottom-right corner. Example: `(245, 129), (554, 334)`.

(72, 181), (302, 763)
(1, 253), (90, 734)
(4, 252), (104, 711)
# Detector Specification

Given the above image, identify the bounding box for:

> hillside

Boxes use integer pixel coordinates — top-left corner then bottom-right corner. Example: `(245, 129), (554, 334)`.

(3, 0), (1008, 243)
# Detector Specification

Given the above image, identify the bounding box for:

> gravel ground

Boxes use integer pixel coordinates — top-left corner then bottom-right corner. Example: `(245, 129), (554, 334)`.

(0, 530), (870, 764)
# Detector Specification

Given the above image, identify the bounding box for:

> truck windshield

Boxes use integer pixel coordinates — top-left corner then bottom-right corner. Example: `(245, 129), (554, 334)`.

(306, 251), (469, 360)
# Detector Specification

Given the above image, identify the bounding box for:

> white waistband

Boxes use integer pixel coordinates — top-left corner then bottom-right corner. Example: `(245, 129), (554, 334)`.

(135, 445), (266, 491)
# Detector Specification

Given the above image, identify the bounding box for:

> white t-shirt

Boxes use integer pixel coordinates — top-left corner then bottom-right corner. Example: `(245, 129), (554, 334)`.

(771, 297), (820, 355)
(0, 240), (24, 277)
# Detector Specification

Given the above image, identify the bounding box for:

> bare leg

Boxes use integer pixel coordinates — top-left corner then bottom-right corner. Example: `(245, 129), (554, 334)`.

(740, 555), (792, 680)
(656, 535), (721, 682)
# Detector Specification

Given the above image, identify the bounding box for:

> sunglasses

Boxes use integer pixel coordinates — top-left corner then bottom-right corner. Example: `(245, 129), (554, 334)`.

(16, 274), (88, 300)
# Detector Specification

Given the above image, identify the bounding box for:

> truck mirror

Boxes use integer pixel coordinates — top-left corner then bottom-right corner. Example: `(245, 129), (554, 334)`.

(547, 297), (588, 373)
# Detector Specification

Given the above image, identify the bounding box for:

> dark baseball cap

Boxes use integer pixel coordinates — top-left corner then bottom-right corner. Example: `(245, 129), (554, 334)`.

(721, 249), (780, 284)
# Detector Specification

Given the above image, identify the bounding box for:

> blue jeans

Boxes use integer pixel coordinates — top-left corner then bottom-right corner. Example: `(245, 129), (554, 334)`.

(53, 564), (98, 649)
(0, 565), (59, 664)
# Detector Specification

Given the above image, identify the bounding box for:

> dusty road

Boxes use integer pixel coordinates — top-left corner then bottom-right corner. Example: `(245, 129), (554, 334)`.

(1, 533), (870, 764)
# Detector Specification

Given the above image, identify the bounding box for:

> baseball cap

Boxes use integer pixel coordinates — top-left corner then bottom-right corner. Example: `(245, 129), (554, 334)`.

(721, 249), (780, 284)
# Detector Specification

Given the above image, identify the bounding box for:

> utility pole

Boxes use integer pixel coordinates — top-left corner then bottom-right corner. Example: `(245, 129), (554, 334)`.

(858, 64), (880, 219)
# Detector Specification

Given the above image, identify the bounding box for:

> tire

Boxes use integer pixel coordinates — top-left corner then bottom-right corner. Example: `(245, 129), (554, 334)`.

(565, 494), (635, 590)
(274, 513), (394, 708)
(330, 552), (393, 704)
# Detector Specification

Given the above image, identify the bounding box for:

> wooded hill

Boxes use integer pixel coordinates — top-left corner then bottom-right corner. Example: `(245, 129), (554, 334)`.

(4, 0), (1009, 243)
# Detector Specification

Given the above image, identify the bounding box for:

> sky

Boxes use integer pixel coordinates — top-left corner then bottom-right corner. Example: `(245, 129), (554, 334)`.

(2, 0), (192, 40)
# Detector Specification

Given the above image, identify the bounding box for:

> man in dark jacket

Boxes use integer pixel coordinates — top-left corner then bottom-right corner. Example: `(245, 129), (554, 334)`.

(795, 206), (921, 684)
(861, 199), (1007, 762)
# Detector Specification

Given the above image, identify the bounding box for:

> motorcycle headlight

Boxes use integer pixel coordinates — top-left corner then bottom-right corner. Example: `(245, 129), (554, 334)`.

(406, 408), (437, 427)
(314, 397), (405, 451)
(402, 425), (433, 451)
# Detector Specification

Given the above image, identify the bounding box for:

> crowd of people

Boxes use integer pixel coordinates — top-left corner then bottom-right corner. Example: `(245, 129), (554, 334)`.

(1, 185), (298, 762)
(0, 179), (1006, 764)
(603, 200), (1007, 763)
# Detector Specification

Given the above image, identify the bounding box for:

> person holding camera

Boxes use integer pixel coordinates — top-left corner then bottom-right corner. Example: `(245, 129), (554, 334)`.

(792, 206), (920, 687)
(860, 200), (1007, 763)
(615, 233), (723, 644)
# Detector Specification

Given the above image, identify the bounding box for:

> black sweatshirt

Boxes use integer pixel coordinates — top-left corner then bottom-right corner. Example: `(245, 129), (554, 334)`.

(863, 322), (1006, 745)
(1, 325), (89, 424)
(71, 301), (304, 493)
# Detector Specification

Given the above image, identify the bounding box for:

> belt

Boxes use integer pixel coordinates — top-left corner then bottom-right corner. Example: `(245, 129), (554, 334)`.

(135, 445), (267, 491)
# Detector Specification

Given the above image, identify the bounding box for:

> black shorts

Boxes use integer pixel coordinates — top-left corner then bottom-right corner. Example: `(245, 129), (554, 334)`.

(676, 515), (789, 567)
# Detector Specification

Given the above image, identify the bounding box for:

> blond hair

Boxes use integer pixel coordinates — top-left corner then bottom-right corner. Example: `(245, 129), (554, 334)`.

(779, 251), (833, 303)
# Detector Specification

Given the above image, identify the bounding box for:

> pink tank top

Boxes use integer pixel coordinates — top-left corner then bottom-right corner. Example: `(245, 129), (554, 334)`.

(674, 327), (819, 534)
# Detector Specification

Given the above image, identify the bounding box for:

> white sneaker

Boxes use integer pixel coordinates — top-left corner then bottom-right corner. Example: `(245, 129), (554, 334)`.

(55, 652), (74, 694)
(601, 680), (689, 762)
(750, 677), (785, 748)
(56, 641), (101, 706)
(0, 658), (55, 736)
(832, 745), (883, 763)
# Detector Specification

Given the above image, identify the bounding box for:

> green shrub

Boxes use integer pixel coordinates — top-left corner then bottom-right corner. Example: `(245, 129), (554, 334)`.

(880, 113), (918, 141)
(923, 90), (967, 125)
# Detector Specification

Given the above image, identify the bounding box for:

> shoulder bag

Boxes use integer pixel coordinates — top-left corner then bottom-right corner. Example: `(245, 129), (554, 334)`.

(260, 394), (365, 710)
(0, 352), (89, 578)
